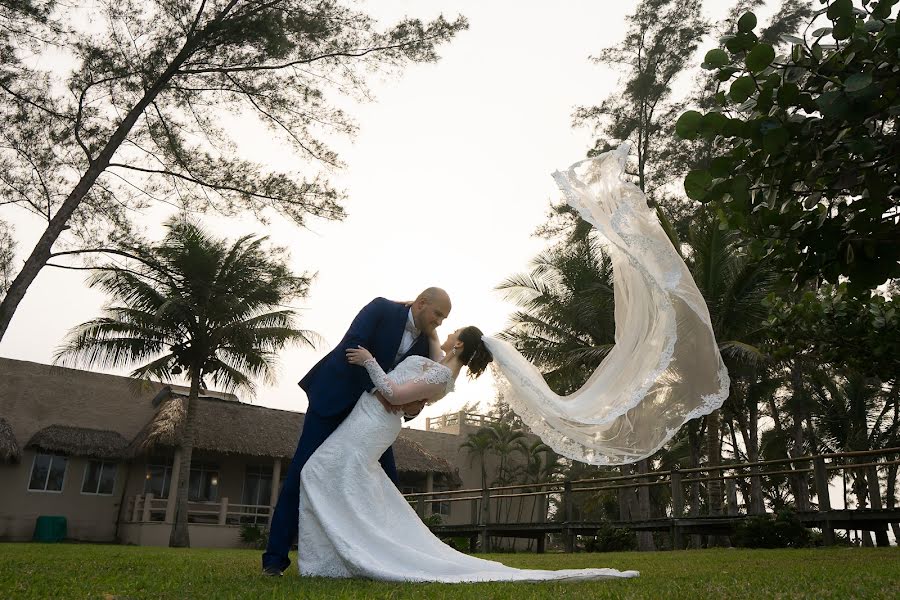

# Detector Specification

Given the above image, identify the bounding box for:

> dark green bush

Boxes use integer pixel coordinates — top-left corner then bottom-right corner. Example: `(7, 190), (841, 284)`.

(582, 522), (637, 552)
(733, 509), (813, 548)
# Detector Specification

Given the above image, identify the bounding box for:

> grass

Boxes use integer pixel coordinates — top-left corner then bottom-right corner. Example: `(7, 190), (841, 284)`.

(1, 543), (897, 599)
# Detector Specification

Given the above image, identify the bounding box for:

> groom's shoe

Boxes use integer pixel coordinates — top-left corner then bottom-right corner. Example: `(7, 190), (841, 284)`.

(262, 566), (284, 577)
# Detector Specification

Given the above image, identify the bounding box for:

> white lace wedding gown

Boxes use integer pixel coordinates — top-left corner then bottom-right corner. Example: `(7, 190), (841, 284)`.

(298, 355), (638, 582)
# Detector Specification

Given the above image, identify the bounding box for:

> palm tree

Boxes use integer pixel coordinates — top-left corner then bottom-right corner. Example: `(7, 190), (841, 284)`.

(513, 439), (561, 550)
(460, 428), (493, 491)
(811, 371), (898, 546)
(496, 235), (616, 395)
(486, 422), (527, 486)
(56, 218), (317, 547)
(684, 212), (776, 521)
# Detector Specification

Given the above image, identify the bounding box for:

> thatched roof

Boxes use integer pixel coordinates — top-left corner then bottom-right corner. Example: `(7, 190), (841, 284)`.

(0, 418), (20, 463)
(26, 425), (129, 460)
(129, 395), (455, 474)
(393, 436), (454, 475)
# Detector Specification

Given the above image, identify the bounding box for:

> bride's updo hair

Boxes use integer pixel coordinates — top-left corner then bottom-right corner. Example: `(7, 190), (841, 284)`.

(458, 326), (492, 379)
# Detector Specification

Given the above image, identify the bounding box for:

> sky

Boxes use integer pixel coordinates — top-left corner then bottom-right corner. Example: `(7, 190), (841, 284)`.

(1, 1), (740, 428)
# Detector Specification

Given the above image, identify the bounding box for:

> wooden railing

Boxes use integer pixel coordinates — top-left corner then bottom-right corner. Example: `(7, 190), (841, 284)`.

(425, 411), (499, 431)
(403, 446), (900, 551)
(125, 496), (273, 526)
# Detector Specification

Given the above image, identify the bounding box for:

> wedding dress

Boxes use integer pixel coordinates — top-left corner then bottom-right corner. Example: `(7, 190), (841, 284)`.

(298, 354), (638, 582)
(482, 144), (730, 465)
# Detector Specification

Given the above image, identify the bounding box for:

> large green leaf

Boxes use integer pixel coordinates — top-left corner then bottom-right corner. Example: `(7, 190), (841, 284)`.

(762, 127), (790, 154)
(746, 44), (775, 72)
(726, 32), (759, 54)
(675, 110), (703, 139)
(700, 112), (729, 139)
(832, 15), (854, 40)
(844, 72), (872, 92)
(730, 76), (756, 103)
(777, 81), (800, 107)
(685, 169), (713, 201)
(815, 91), (850, 119)
(704, 48), (729, 69)
(827, 0), (853, 20)
(738, 12), (757, 33)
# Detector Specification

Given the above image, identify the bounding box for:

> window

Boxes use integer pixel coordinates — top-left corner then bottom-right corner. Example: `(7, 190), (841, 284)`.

(144, 457), (173, 499)
(188, 461), (220, 502)
(433, 483), (451, 517)
(28, 453), (68, 492)
(241, 465), (273, 525)
(82, 460), (117, 495)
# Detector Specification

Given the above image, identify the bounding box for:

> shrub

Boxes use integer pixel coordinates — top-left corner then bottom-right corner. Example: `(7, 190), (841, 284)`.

(238, 524), (269, 549)
(733, 509), (813, 548)
(582, 522), (637, 552)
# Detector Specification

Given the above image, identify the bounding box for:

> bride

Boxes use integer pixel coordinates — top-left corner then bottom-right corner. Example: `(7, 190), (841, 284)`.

(299, 325), (638, 582)
(297, 145), (728, 581)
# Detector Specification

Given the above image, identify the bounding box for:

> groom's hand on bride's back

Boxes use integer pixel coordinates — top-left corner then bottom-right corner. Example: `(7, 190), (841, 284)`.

(374, 393), (426, 418)
(375, 392), (403, 413)
(401, 399), (427, 419)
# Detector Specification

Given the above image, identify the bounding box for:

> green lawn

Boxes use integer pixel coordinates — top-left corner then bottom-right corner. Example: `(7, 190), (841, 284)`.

(0, 543), (897, 599)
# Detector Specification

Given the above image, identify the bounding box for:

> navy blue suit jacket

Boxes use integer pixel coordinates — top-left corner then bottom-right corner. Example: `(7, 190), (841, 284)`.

(299, 297), (430, 417)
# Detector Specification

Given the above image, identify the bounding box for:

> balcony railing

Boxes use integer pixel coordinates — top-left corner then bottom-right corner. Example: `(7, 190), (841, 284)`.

(125, 495), (273, 526)
(425, 411), (498, 431)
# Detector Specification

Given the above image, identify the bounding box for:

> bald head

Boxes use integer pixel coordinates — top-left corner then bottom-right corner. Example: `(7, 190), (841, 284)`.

(411, 287), (451, 335)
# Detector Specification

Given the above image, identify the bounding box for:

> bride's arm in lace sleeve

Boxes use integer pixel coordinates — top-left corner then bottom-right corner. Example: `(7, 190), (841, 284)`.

(346, 346), (449, 405)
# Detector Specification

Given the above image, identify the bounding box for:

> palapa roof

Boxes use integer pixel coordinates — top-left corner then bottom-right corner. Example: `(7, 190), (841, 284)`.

(129, 395), (455, 474)
(26, 425), (129, 460)
(0, 417), (20, 463)
(392, 436), (454, 475)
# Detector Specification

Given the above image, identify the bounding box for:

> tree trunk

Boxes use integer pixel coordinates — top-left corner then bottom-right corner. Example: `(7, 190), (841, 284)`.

(169, 367), (201, 547)
(617, 465), (636, 528)
(747, 397), (764, 514)
(706, 410), (724, 516)
(0, 36), (197, 342)
(688, 421), (703, 548)
(789, 367), (810, 511)
(852, 470), (874, 547)
(727, 417), (750, 512)
(635, 458), (656, 551)
(886, 461), (900, 542)
(705, 409), (730, 547)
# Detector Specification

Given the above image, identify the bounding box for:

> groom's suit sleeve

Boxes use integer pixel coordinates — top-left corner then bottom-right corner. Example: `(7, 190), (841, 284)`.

(340, 297), (385, 353)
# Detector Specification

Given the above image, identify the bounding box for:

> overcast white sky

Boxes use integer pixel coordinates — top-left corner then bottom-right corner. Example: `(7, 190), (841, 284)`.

(2, 1), (745, 428)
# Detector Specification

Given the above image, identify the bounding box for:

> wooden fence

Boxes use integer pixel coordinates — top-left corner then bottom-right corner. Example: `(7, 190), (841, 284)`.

(403, 446), (900, 552)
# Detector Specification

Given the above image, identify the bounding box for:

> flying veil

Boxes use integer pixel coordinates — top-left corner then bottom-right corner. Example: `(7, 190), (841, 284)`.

(482, 144), (730, 465)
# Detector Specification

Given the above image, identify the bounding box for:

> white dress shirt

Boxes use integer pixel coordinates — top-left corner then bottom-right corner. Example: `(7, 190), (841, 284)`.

(394, 309), (419, 365)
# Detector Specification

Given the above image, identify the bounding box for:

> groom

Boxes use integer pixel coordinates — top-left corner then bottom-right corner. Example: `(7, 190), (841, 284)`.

(262, 287), (452, 575)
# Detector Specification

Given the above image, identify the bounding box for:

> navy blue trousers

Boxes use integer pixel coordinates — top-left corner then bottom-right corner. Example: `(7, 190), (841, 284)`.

(262, 407), (399, 572)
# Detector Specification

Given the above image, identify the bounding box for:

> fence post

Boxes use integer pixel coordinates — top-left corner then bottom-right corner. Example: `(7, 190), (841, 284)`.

(726, 479), (739, 516)
(218, 497), (229, 526)
(813, 456), (834, 546)
(416, 496), (426, 519)
(563, 480), (575, 553)
(866, 464), (890, 547)
(131, 495), (142, 523)
(142, 493), (153, 522)
(480, 487), (491, 553)
(671, 469), (683, 549)
(749, 465), (765, 515)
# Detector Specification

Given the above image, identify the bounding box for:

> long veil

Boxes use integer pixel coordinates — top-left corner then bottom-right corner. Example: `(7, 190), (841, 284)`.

(482, 144), (730, 465)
